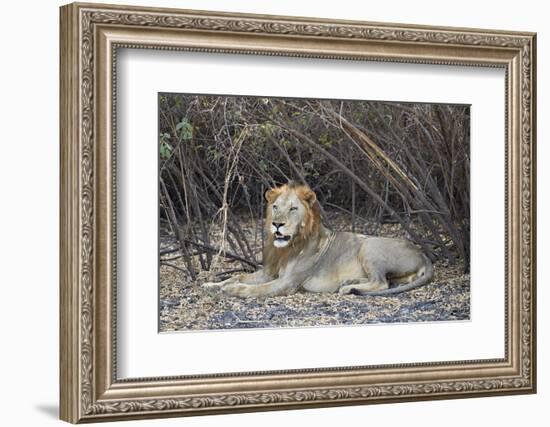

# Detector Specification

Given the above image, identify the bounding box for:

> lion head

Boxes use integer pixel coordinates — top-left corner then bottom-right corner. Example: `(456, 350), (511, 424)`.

(263, 182), (322, 276)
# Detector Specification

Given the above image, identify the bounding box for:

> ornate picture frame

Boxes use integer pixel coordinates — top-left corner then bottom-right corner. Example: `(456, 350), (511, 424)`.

(60, 2), (536, 423)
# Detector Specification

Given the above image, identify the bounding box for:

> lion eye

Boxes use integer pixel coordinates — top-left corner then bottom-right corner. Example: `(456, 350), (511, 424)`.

(273, 205), (278, 210)
(289, 206), (298, 212)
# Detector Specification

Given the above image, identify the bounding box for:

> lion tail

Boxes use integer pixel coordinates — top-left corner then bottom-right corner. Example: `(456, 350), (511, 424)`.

(363, 254), (434, 297)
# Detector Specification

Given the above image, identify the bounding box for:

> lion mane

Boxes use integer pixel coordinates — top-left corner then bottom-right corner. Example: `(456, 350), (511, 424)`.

(263, 182), (325, 277)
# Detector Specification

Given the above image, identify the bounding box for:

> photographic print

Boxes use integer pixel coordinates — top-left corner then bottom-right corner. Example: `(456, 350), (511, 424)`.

(159, 94), (471, 332)
(60, 5), (536, 420)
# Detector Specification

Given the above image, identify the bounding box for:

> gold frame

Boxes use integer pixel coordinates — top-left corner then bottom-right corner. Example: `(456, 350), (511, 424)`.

(59, 2), (537, 423)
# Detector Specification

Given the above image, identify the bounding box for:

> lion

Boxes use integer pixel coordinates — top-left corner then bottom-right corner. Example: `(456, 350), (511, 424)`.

(202, 182), (433, 298)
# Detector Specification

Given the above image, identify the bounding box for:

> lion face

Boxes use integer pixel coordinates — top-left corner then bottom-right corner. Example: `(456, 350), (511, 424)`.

(265, 183), (318, 249)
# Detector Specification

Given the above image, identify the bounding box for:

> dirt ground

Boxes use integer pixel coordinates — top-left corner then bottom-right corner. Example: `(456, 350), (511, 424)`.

(159, 235), (470, 332)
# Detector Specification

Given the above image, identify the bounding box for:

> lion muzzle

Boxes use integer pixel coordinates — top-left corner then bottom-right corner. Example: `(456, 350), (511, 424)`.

(271, 222), (292, 247)
(273, 230), (291, 248)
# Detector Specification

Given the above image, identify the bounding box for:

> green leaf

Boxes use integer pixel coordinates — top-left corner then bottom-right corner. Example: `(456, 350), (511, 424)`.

(159, 141), (173, 159)
(176, 117), (194, 140)
(159, 132), (171, 143)
(319, 132), (332, 147)
(259, 159), (268, 172)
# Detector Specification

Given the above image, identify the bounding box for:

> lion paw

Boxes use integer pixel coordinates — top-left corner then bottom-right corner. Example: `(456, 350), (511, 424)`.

(338, 284), (358, 295)
(202, 281), (225, 292)
(222, 282), (252, 298)
(338, 279), (361, 295)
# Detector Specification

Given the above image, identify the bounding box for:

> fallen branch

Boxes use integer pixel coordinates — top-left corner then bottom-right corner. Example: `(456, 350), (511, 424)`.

(182, 238), (260, 268)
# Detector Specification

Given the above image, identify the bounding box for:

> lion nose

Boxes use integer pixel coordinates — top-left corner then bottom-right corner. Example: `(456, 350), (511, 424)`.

(272, 222), (285, 230)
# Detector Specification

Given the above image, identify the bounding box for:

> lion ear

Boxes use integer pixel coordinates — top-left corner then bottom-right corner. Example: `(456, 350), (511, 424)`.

(302, 188), (317, 207)
(265, 188), (279, 204)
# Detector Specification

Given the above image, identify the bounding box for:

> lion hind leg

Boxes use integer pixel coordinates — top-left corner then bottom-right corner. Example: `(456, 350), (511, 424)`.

(388, 271), (417, 285)
(354, 256), (434, 296)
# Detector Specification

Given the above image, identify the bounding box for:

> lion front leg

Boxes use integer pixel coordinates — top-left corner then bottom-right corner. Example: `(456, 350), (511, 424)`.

(202, 277), (235, 291)
(222, 278), (296, 298)
(202, 269), (271, 291)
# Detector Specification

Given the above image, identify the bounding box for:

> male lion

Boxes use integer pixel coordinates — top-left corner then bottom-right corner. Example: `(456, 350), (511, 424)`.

(203, 182), (433, 298)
